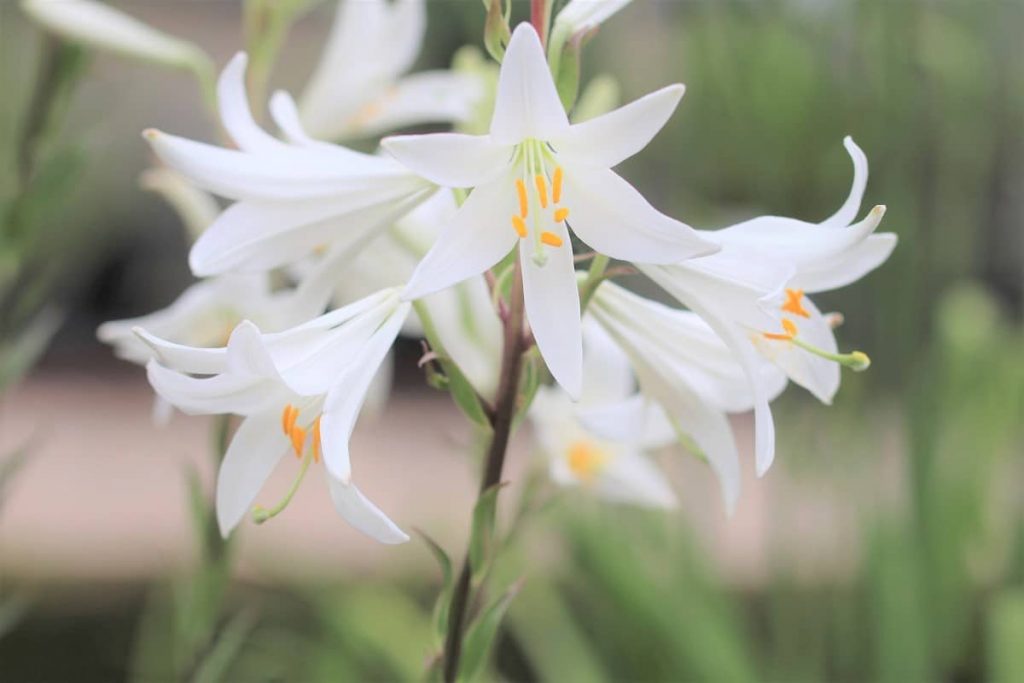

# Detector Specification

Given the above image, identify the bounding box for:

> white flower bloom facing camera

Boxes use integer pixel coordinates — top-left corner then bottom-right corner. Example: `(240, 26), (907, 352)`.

(384, 23), (718, 399)
(135, 289), (411, 544)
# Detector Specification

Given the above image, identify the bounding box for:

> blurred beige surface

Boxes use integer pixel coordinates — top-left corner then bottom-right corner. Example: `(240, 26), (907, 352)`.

(1, 364), (883, 588)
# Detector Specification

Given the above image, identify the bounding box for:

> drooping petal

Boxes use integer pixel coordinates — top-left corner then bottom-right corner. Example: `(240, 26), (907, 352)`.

(520, 223), (583, 399)
(555, 84), (685, 169)
(132, 327), (227, 375)
(821, 136), (869, 228)
(215, 413), (289, 536)
(790, 233), (898, 293)
(326, 475), (409, 544)
(269, 90), (326, 148)
(382, 132), (512, 187)
(576, 394), (676, 450)
(489, 23), (570, 145)
(352, 70), (484, 138)
(217, 53), (286, 154)
(554, 0), (634, 34)
(559, 164), (718, 263)
(402, 175), (519, 300)
(319, 303), (410, 482)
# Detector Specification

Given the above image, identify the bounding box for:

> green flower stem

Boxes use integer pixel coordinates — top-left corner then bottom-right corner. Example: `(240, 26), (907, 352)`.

(579, 252), (610, 312)
(443, 258), (527, 683)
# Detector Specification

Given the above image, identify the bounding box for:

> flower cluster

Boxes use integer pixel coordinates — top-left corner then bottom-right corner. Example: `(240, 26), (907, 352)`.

(86, 0), (895, 542)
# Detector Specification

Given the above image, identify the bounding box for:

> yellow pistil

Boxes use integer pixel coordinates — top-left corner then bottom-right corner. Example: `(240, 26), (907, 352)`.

(782, 288), (811, 318)
(512, 215), (528, 238)
(552, 167), (564, 203)
(535, 174), (549, 208)
(567, 441), (607, 482)
(763, 318), (798, 341)
(541, 231), (563, 247)
(515, 179), (529, 218)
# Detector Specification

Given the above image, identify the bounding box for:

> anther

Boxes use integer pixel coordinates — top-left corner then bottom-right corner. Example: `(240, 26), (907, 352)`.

(554, 208), (569, 223)
(763, 318), (798, 341)
(281, 405), (298, 435)
(541, 231), (564, 247)
(535, 174), (549, 208)
(552, 167), (563, 203)
(512, 215), (528, 238)
(289, 425), (306, 458)
(515, 179), (528, 218)
(782, 288), (811, 318)
(312, 418), (322, 463)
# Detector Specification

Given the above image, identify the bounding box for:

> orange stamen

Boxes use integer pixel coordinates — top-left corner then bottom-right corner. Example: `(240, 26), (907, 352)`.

(312, 418), (321, 463)
(282, 405), (298, 436)
(512, 215), (527, 238)
(540, 231), (563, 247)
(289, 425), (306, 458)
(553, 207), (569, 222)
(782, 288), (811, 318)
(763, 318), (799, 341)
(552, 167), (563, 203)
(515, 179), (528, 218)
(535, 174), (549, 208)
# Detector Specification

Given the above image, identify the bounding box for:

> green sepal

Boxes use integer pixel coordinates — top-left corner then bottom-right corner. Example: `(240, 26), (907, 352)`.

(483, 0), (511, 63)
(458, 580), (523, 682)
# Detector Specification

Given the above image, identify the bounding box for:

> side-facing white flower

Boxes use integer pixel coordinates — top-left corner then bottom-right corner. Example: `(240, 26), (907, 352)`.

(529, 321), (677, 509)
(22, 0), (212, 74)
(135, 289), (411, 543)
(300, 0), (483, 140)
(383, 23), (717, 398)
(589, 280), (788, 512)
(144, 53), (435, 276)
(638, 137), (893, 474)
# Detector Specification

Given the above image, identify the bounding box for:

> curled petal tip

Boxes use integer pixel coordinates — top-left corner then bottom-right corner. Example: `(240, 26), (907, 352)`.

(871, 205), (887, 218)
(142, 128), (160, 141)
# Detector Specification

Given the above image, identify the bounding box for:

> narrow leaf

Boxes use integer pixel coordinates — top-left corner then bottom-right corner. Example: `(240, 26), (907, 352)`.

(459, 580), (523, 682)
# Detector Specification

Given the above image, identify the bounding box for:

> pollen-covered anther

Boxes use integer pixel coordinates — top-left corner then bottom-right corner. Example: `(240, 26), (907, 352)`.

(515, 179), (528, 218)
(782, 288), (811, 318)
(535, 174), (549, 208)
(281, 404), (298, 436)
(552, 167), (564, 203)
(763, 318), (798, 341)
(554, 207), (570, 222)
(541, 231), (564, 247)
(512, 215), (527, 238)
(312, 417), (322, 463)
(289, 425), (306, 458)
(567, 441), (607, 481)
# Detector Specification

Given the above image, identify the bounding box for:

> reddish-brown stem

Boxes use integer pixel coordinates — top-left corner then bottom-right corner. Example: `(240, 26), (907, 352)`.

(531, 0), (549, 47)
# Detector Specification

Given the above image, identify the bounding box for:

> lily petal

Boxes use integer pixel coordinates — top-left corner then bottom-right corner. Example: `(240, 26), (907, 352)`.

(319, 303), (410, 482)
(326, 475), (409, 544)
(560, 164), (718, 263)
(382, 132), (512, 187)
(402, 175), (519, 300)
(218, 53), (285, 154)
(791, 233), (898, 293)
(215, 413), (289, 536)
(489, 23), (570, 145)
(555, 84), (685, 169)
(353, 70), (483, 138)
(821, 136), (868, 228)
(596, 451), (678, 509)
(520, 224), (583, 399)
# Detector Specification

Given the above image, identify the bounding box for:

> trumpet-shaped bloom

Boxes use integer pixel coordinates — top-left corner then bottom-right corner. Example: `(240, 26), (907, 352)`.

(638, 137), (894, 474)
(529, 322), (677, 509)
(136, 289), (411, 543)
(590, 281), (788, 512)
(144, 52), (435, 276)
(300, 0), (483, 140)
(383, 23), (717, 398)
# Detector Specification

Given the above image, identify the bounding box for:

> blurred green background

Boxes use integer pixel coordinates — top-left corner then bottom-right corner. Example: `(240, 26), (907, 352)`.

(1, 1), (1022, 681)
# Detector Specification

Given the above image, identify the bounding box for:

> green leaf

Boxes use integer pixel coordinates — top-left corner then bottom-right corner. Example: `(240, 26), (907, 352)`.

(988, 589), (1024, 683)
(444, 359), (492, 429)
(191, 609), (259, 683)
(418, 530), (455, 646)
(469, 483), (505, 578)
(458, 580), (523, 682)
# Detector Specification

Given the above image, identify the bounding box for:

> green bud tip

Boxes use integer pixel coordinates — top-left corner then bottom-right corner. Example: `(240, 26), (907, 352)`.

(251, 506), (271, 524)
(848, 351), (871, 371)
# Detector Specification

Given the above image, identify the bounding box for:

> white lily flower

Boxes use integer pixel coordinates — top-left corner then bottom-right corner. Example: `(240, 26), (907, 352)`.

(637, 137), (894, 475)
(300, 0), (483, 140)
(553, 0), (634, 36)
(22, 0), (211, 74)
(144, 52), (435, 276)
(589, 281), (788, 512)
(529, 321), (677, 509)
(135, 289), (411, 543)
(383, 23), (717, 398)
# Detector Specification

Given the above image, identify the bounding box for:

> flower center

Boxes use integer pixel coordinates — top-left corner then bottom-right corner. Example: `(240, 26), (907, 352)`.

(252, 404), (322, 525)
(510, 139), (571, 266)
(566, 440), (608, 482)
(759, 289), (871, 371)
